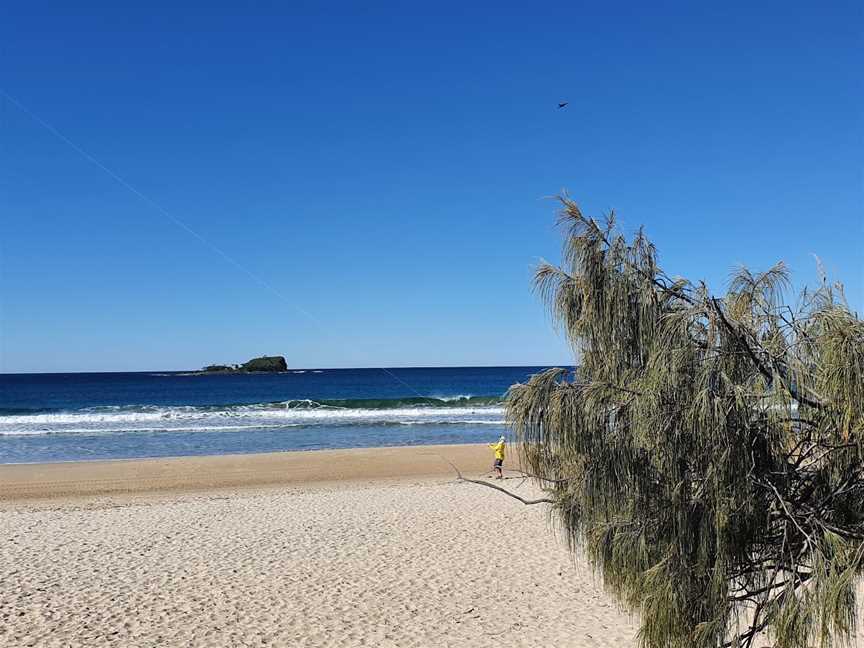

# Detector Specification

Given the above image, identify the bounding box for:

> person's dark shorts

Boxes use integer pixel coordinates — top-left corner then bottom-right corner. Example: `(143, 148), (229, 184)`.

(494, 458), (503, 468)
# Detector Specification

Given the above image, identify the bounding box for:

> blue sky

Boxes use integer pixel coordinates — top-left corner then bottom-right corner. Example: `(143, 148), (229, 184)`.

(1, 1), (861, 372)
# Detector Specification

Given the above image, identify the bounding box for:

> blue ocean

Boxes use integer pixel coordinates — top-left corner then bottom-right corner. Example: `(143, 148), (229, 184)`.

(0, 366), (554, 464)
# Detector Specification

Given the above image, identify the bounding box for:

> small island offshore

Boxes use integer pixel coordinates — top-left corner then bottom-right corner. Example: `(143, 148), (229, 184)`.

(199, 355), (288, 374)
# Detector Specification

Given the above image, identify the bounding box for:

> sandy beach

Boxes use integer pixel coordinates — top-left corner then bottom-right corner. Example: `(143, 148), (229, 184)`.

(0, 444), (496, 502)
(0, 444), (639, 647)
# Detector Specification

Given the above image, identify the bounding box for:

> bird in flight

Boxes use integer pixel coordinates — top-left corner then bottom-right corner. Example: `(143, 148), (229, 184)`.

(558, 102), (568, 109)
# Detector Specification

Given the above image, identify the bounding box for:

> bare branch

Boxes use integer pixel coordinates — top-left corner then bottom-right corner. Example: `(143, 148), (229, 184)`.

(436, 455), (554, 506)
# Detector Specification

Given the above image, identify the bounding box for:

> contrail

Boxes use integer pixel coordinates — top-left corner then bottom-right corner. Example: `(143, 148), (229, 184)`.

(0, 89), (320, 326)
(1, 89), (427, 400)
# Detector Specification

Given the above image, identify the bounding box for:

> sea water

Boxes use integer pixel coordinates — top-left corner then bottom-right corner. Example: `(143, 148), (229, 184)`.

(0, 366), (555, 463)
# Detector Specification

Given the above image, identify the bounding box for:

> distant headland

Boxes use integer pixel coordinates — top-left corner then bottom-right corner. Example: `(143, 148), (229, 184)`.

(198, 355), (288, 374)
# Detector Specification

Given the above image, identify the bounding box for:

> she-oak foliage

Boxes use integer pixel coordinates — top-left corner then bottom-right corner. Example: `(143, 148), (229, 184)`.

(506, 198), (864, 648)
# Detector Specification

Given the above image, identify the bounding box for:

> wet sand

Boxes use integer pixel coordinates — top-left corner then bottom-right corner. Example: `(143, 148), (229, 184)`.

(0, 444), (492, 503)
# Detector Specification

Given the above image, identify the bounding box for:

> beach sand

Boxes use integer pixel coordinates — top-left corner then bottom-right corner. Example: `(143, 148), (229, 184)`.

(0, 444), (496, 502)
(0, 444), (639, 647)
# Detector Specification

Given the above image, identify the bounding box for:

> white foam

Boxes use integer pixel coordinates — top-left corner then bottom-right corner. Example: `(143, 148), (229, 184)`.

(0, 405), (505, 436)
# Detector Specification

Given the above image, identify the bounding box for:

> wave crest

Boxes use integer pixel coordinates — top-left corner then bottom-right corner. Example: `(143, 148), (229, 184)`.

(0, 396), (505, 437)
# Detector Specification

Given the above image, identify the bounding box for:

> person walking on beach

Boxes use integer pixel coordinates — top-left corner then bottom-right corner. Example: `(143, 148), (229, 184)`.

(489, 435), (506, 479)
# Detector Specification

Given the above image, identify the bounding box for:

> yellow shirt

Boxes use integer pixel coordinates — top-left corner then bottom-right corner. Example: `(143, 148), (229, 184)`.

(489, 440), (505, 460)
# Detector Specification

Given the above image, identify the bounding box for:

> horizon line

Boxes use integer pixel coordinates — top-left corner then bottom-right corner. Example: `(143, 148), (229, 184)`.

(0, 362), (577, 376)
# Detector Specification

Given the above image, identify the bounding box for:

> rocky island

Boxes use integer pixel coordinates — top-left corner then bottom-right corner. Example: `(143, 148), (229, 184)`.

(199, 355), (288, 374)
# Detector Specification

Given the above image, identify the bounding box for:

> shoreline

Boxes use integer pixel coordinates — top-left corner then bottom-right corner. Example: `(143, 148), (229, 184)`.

(0, 443), (493, 503)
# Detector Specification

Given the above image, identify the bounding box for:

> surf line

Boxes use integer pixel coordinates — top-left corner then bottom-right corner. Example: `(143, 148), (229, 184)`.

(1, 89), (430, 417)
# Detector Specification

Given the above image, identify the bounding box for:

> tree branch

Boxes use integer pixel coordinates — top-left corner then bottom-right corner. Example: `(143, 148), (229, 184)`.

(711, 297), (825, 410)
(437, 455), (554, 506)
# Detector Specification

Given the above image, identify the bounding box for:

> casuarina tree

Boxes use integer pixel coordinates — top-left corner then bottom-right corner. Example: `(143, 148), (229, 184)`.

(506, 197), (864, 648)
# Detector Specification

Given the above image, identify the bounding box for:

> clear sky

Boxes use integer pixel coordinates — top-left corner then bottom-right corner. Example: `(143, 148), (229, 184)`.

(1, 1), (861, 373)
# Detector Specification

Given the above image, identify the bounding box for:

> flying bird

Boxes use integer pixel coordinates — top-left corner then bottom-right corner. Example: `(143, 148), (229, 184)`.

(558, 102), (568, 109)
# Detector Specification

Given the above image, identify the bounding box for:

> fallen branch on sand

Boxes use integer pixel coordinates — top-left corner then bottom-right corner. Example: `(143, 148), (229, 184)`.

(437, 455), (554, 506)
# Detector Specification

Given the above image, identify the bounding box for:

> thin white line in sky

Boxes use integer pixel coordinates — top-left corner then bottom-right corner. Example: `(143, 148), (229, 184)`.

(1, 89), (321, 324)
(2, 89), (429, 400)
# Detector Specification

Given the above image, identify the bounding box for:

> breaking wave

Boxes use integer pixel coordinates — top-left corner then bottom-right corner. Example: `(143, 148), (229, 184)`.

(0, 396), (505, 437)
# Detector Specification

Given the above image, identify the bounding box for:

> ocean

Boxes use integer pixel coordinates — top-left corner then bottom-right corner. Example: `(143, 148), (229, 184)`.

(0, 366), (555, 464)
